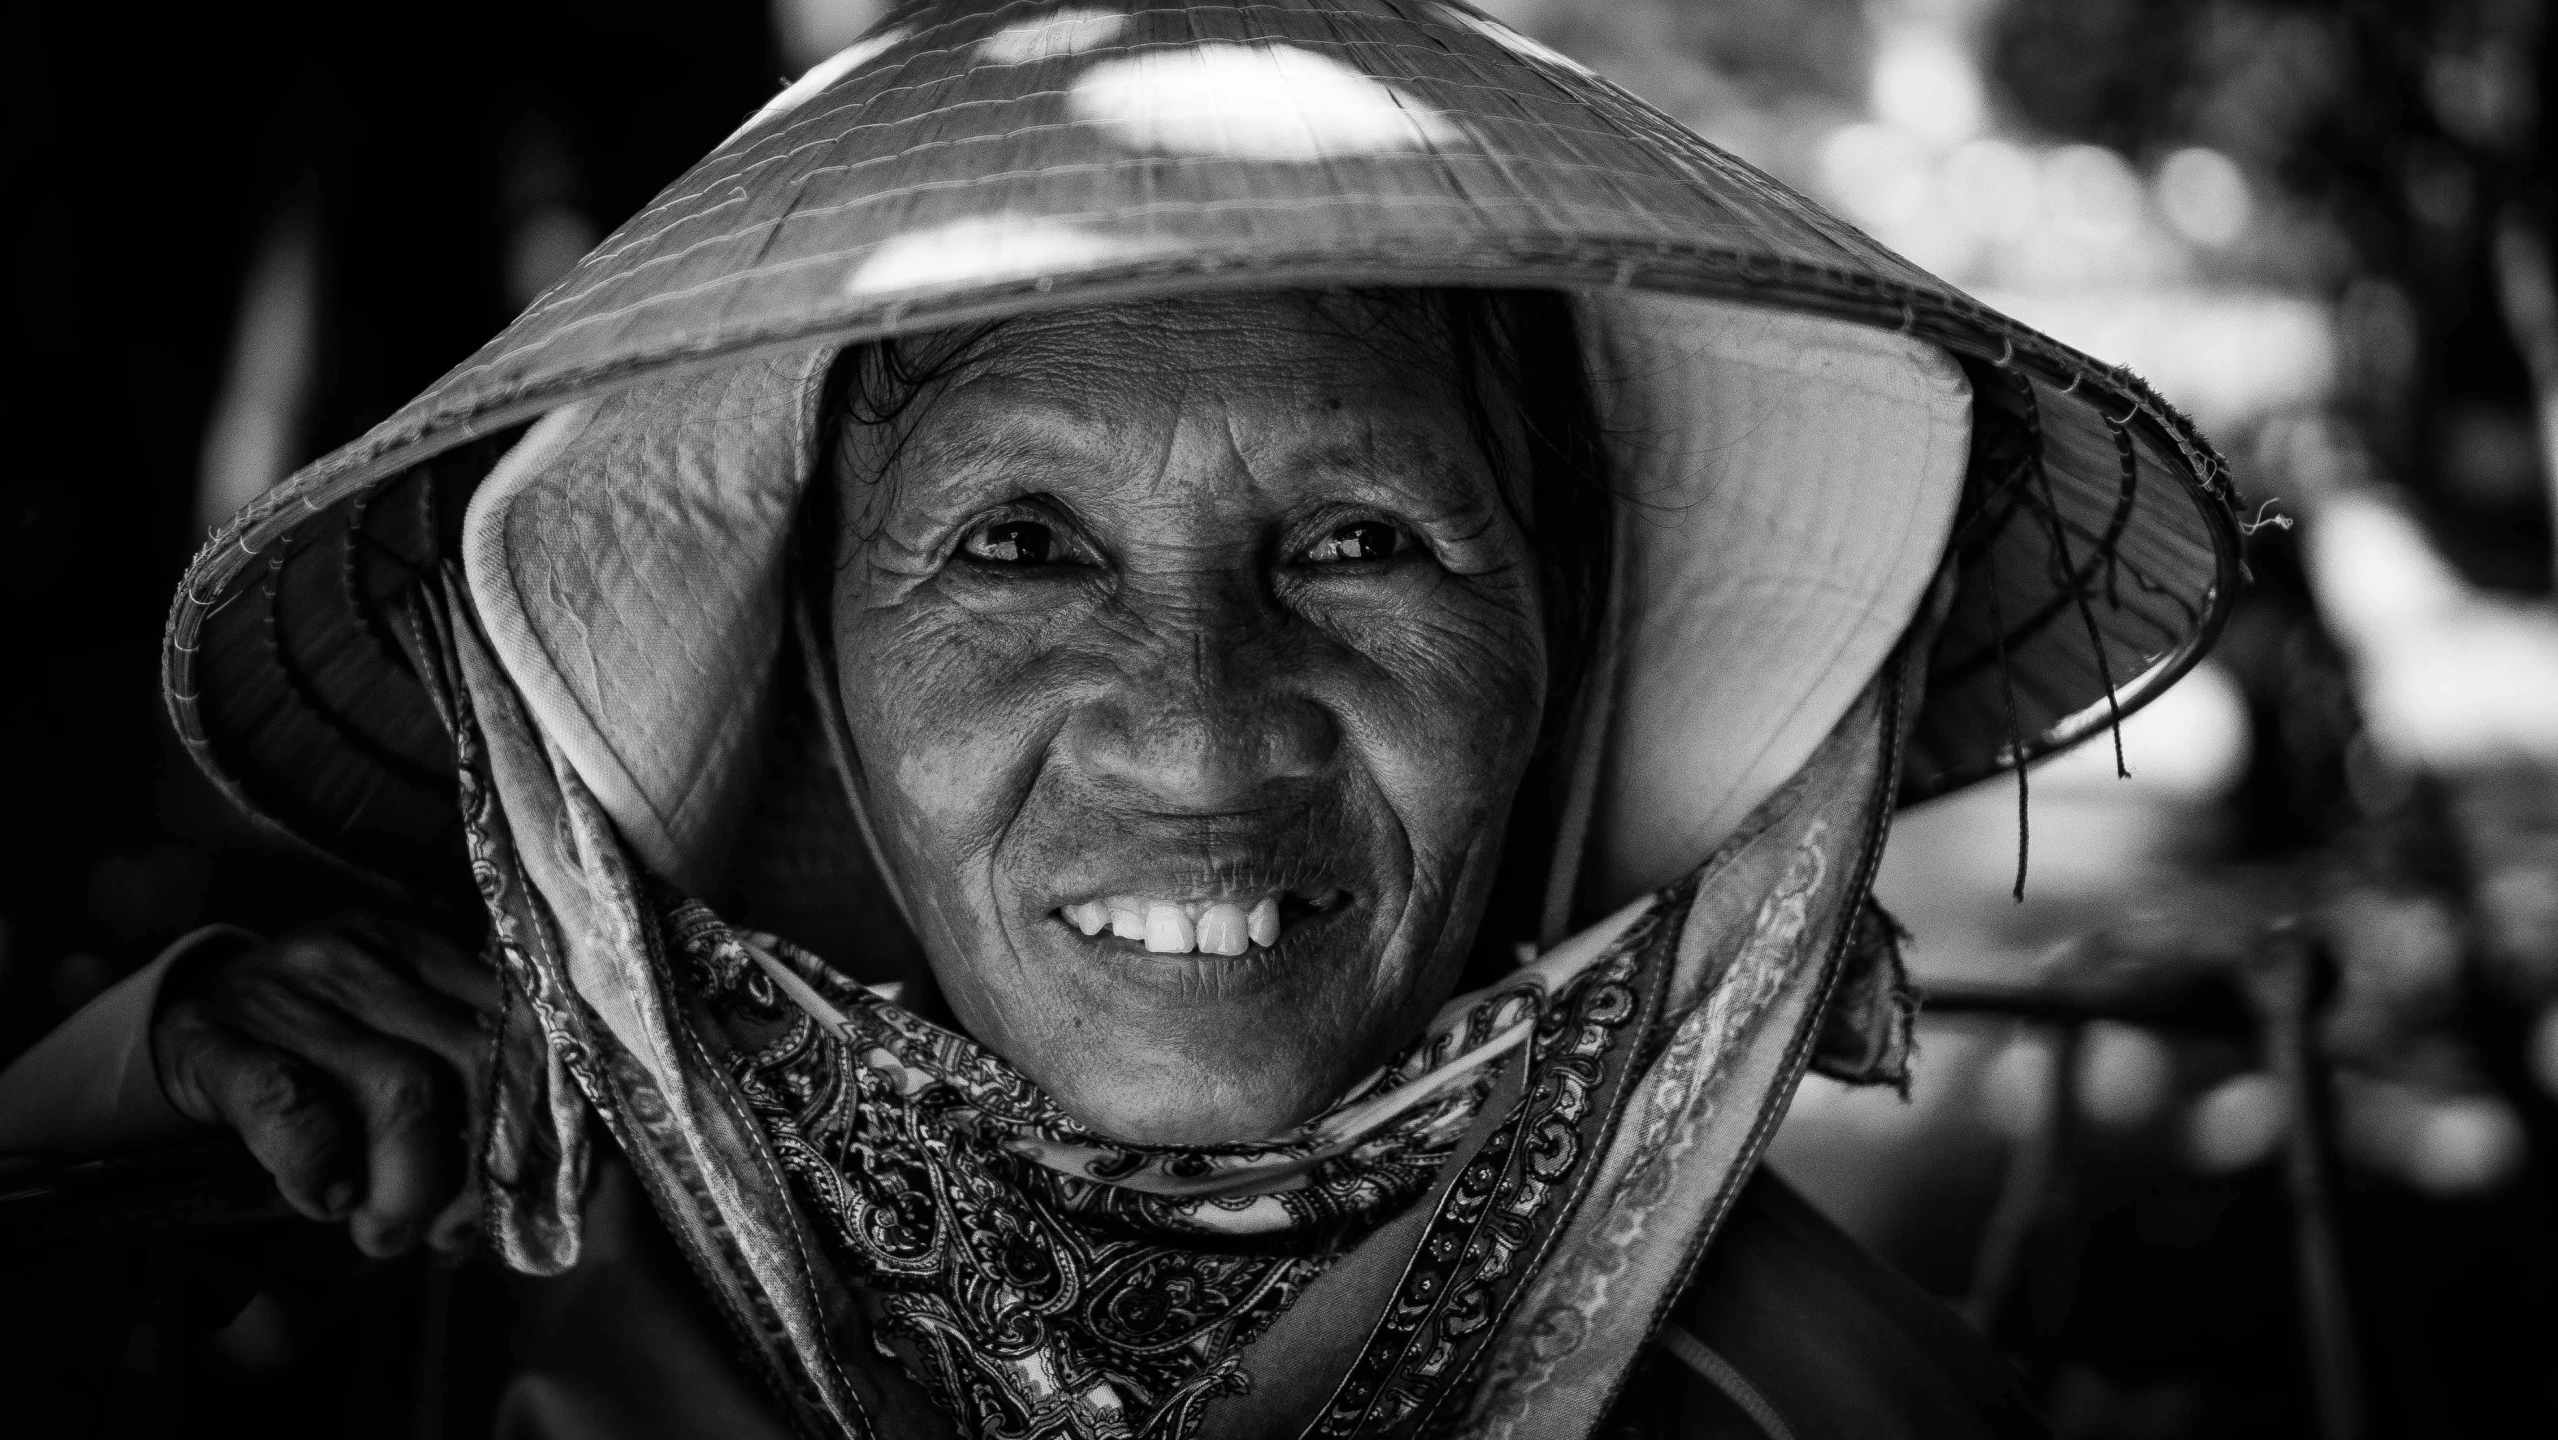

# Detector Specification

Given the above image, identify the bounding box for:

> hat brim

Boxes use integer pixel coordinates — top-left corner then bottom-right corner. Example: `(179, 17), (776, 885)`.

(164, 0), (2241, 896)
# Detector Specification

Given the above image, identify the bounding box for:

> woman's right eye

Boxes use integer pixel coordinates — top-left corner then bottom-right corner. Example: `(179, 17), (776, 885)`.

(961, 519), (1061, 566)
(1302, 519), (1411, 565)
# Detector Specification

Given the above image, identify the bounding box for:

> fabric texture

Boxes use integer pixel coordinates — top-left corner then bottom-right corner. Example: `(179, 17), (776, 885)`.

(394, 557), (1933, 1438)
(692, 897), (1647, 1434)
(463, 355), (832, 895)
(490, 1163), (2030, 1440)
(1574, 293), (1966, 911)
(1603, 1173), (2047, 1440)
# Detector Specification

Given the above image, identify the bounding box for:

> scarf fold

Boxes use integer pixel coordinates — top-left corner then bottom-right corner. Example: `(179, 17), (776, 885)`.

(403, 568), (1927, 1440)
(685, 892), (1662, 1437)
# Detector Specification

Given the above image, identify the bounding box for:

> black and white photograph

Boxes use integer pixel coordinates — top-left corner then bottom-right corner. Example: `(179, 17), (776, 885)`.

(4, 1), (2551, 1436)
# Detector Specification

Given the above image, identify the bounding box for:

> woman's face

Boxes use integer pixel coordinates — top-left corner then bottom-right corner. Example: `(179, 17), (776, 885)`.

(829, 291), (1547, 1145)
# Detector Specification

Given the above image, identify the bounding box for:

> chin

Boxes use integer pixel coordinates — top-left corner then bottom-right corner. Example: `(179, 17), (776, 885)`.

(1053, 1064), (1335, 1148)
(998, 900), (1439, 1146)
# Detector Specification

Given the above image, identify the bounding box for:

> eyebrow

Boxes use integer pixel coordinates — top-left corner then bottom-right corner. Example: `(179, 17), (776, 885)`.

(1279, 430), (1505, 515)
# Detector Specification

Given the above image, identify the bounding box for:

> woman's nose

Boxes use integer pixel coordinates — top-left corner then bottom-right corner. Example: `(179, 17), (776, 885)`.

(1063, 629), (1338, 812)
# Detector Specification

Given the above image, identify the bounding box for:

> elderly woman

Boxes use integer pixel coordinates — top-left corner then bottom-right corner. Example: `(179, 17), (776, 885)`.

(1, 3), (2240, 1437)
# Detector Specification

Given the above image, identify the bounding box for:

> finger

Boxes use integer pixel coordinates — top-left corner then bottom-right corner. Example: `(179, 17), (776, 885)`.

(266, 930), (490, 1082)
(183, 1024), (364, 1222)
(339, 914), (502, 1016)
(424, 1182), (484, 1258)
(216, 978), (467, 1257)
(214, 940), (486, 1255)
(283, 1022), (465, 1258)
(321, 968), (495, 1145)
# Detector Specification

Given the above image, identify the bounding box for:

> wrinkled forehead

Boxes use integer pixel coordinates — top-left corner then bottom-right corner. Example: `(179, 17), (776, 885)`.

(833, 291), (1514, 512)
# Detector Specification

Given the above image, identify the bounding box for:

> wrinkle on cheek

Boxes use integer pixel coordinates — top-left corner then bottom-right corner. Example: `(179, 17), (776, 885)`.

(830, 535), (940, 651)
(1287, 550), (1541, 666)
(1386, 618), (1544, 709)
(1340, 638), (1543, 779)
(858, 628), (1079, 1046)
(886, 750), (1044, 922)
(811, 293), (1561, 1139)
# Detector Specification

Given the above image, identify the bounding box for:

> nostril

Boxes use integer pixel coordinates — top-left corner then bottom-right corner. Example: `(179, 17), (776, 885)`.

(1065, 688), (1336, 806)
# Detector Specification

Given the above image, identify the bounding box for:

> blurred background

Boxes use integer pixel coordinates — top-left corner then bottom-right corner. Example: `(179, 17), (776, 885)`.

(4, 0), (2552, 1435)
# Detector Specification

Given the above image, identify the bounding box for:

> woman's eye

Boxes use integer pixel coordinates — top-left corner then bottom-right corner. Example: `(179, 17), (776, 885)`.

(1304, 520), (1409, 565)
(962, 519), (1061, 566)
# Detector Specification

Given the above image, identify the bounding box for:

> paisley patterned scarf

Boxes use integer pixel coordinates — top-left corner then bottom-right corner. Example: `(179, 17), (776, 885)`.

(403, 571), (1925, 1440)
(677, 891), (1649, 1436)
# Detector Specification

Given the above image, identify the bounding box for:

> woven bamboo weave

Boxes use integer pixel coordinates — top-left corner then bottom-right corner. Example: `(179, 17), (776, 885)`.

(164, 0), (2242, 892)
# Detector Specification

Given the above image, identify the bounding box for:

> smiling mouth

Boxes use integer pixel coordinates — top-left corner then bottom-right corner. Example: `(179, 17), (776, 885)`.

(1054, 891), (1347, 957)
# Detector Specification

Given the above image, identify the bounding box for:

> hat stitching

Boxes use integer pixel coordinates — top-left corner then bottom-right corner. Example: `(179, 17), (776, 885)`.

(341, 489), (421, 690)
(741, 76), (1651, 190)
(2103, 413), (2138, 610)
(171, 247), (2234, 659)
(2016, 373), (2130, 780)
(496, 167), (1720, 351)
(510, 99), (1741, 337)
(1978, 530), (2032, 899)
(604, 12), (1670, 245)
(465, 192), (1776, 383)
(471, 128), (1887, 372)
(259, 541), (447, 801)
(523, 10), (1822, 322)
(1931, 377), (2185, 679)
(189, 268), (2217, 584)
(1932, 492), (2176, 688)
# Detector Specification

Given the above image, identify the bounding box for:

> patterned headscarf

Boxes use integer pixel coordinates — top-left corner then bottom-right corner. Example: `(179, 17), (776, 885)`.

(409, 562), (1931, 1439)
(689, 894), (1635, 1434)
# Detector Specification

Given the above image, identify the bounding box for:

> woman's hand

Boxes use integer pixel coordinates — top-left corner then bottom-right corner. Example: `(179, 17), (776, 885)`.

(152, 916), (498, 1256)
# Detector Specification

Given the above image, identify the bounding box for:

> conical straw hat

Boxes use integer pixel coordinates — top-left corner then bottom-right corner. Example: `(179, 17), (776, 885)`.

(166, 0), (2242, 898)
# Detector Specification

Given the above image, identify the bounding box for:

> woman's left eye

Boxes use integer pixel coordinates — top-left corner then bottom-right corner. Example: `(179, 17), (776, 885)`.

(962, 519), (1062, 565)
(1303, 520), (1410, 565)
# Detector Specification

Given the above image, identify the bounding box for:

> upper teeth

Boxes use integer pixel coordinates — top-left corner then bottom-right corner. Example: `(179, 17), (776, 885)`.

(1061, 895), (1286, 956)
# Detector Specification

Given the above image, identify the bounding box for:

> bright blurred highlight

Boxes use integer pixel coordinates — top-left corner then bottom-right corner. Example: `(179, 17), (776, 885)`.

(2155, 147), (2254, 246)
(1870, 30), (1987, 143)
(2077, 1022), (2176, 1128)
(1070, 43), (1460, 159)
(1941, 139), (2038, 241)
(2036, 659), (2251, 801)
(2183, 1072), (2287, 1173)
(2043, 145), (2144, 243)
(1986, 290), (2337, 434)
(2308, 493), (2558, 770)
(2338, 1077), (2529, 1196)
(1818, 123), (1933, 228)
